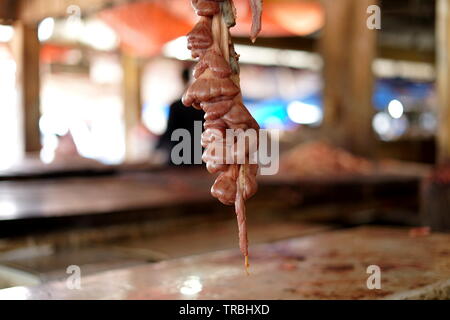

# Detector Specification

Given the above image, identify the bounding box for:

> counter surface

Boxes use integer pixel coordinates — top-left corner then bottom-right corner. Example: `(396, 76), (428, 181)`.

(0, 170), (214, 221)
(1, 227), (448, 300)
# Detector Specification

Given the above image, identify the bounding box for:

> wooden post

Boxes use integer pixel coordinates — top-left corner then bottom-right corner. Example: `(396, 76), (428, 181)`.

(320, 0), (378, 157)
(121, 52), (142, 161)
(436, 0), (450, 164)
(420, 0), (450, 231)
(12, 22), (41, 153)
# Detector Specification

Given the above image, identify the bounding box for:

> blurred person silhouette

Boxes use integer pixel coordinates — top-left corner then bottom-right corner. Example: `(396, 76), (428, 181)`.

(155, 67), (205, 166)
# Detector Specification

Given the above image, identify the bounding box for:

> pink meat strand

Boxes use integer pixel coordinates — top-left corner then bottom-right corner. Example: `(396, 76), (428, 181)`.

(249, 0), (263, 42)
(184, 0), (262, 273)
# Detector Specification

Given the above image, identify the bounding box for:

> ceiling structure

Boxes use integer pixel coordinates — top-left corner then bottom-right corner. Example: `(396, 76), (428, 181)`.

(0, 0), (18, 22)
(378, 0), (436, 62)
(98, 0), (324, 56)
(0, 0), (438, 62)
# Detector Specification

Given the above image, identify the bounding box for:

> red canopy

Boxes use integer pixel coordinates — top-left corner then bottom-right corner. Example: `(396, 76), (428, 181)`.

(40, 44), (72, 64)
(99, 0), (324, 57)
(99, 1), (193, 57)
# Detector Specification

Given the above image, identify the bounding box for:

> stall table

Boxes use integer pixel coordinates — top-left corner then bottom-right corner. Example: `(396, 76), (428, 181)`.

(1, 227), (448, 300)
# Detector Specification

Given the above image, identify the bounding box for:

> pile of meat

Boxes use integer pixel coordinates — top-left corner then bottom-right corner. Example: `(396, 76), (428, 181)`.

(281, 141), (374, 177)
(182, 0), (263, 271)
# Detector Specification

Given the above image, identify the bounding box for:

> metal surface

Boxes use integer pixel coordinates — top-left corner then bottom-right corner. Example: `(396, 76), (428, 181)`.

(0, 227), (448, 300)
(0, 220), (329, 285)
(0, 265), (40, 290)
(0, 171), (213, 221)
(0, 169), (421, 223)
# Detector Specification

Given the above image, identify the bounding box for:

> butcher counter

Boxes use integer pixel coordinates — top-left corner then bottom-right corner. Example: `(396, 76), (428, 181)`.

(0, 164), (442, 299)
(0, 227), (449, 300)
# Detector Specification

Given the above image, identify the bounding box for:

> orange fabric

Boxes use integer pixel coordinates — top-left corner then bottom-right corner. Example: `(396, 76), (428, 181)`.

(267, 1), (324, 35)
(99, 0), (324, 57)
(40, 44), (71, 64)
(160, 0), (323, 37)
(99, 1), (193, 57)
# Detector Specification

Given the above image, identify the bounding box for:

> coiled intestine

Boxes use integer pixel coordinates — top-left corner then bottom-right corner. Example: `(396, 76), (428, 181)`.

(182, 0), (262, 271)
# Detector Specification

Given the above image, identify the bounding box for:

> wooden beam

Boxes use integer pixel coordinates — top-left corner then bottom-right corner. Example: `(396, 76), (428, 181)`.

(320, 0), (378, 156)
(436, 0), (450, 164)
(121, 52), (143, 161)
(378, 46), (435, 64)
(233, 36), (317, 53)
(11, 22), (42, 153)
(0, 0), (18, 22)
(234, 36), (434, 64)
(17, 0), (138, 23)
(18, 0), (323, 23)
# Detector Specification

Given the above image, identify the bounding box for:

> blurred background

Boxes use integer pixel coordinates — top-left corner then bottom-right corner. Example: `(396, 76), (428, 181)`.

(0, 0), (448, 298)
